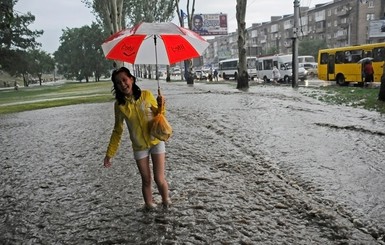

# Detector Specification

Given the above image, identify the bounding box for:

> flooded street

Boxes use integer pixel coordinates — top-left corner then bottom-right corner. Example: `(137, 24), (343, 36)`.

(1, 79), (384, 244)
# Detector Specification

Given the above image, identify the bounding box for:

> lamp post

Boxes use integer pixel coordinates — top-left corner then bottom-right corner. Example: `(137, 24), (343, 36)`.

(292, 0), (300, 88)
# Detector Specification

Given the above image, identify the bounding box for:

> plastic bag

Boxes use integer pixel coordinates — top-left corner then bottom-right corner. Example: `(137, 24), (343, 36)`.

(151, 113), (172, 141)
(151, 88), (172, 141)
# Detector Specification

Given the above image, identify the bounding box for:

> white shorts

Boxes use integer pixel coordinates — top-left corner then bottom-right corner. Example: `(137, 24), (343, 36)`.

(133, 141), (166, 160)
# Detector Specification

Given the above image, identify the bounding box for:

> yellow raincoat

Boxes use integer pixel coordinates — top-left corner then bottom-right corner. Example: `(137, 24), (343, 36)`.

(106, 90), (165, 158)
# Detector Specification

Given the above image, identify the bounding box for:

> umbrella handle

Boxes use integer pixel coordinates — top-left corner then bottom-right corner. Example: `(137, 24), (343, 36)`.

(157, 88), (164, 111)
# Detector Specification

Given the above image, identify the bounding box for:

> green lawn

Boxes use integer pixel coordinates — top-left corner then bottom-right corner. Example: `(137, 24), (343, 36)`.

(301, 85), (385, 114)
(0, 81), (114, 114)
(1, 80), (385, 115)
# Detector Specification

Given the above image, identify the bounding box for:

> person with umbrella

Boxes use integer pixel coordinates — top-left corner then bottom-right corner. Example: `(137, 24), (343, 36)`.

(363, 60), (374, 88)
(103, 67), (171, 209)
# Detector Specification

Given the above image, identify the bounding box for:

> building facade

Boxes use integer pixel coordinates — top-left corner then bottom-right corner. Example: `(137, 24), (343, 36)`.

(203, 0), (385, 66)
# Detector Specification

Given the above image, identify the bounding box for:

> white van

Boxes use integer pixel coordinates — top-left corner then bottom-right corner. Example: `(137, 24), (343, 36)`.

(256, 54), (307, 83)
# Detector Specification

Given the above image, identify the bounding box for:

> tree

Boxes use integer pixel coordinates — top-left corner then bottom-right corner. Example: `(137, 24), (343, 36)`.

(236, 0), (248, 90)
(299, 38), (327, 60)
(379, 64), (385, 102)
(0, 0), (43, 76)
(54, 23), (108, 82)
(175, 0), (195, 84)
(27, 49), (55, 86)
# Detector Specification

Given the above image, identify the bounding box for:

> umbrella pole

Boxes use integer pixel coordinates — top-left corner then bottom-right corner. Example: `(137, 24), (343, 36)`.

(154, 35), (160, 94)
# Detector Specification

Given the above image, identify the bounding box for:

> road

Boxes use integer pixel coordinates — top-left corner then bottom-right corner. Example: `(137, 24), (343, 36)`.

(1, 79), (384, 244)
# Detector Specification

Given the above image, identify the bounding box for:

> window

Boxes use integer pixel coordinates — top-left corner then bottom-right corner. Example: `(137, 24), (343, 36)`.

(320, 53), (329, 64)
(263, 59), (273, 70)
(366, 13), (375, 20)
(368, 0), (374, 8)
(373, 47), (385, 62)
(257, 62), (263, 71)
(335, 51), (345, 64)
(336, 50), (363, 63)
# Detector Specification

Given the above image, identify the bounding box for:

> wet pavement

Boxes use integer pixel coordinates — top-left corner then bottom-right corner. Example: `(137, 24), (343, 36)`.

(1, 79), (384, 244)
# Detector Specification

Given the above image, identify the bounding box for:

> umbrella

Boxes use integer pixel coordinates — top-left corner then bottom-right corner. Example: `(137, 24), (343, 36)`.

(102, 22), (209, 89)
(357, 57), (374, 64)
(102, 22), (209, 65)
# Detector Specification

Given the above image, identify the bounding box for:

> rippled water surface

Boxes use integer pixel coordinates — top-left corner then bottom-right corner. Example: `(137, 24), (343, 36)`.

(1, 79), (384, 244)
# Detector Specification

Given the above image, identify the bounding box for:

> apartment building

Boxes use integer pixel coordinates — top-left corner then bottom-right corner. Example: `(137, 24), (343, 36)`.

(203, 0), (385, 66)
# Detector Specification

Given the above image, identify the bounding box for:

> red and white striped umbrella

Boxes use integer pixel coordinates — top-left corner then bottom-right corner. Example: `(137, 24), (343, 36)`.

(101, 22), (210, 65)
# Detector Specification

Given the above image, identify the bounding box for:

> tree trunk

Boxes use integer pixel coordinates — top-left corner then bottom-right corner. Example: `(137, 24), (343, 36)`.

(166, 65), (171, 82)
(176, 0), (195, 85)
(103, 0), (124, 68)
(379, 67), (385, 101)
(23, 74), (28, 87)
(38, 74), (42, 86)
(236, 0), (249, 90)
(148, 65), (152, 79)
(184, 60), (194, 84)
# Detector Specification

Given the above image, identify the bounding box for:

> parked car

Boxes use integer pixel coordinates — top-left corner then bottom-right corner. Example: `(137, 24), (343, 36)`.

(298, 63), (308, 81)
(194, 70), (208, 80)
(171, 67), (181, 76)
(302, 62), (318, 78)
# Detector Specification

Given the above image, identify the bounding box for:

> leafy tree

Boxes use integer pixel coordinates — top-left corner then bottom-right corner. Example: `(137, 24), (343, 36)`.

(28, 49), (55, 85)
(236, 0), (248, 90)
(0, 0), (43, 76)
(54, 23), (109, 82)
(82, 0), (127, 36)
(126, 0), (175, 25)
(265, 47), (278, 56)
(299, 38), (327, 60)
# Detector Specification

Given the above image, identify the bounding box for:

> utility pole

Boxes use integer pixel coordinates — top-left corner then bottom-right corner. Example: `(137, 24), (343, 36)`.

(292, 0), (300, 88)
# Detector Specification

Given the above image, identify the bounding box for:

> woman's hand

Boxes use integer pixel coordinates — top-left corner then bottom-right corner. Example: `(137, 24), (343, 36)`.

(157, 95), (165, 108)
(104, 156), (112, 168)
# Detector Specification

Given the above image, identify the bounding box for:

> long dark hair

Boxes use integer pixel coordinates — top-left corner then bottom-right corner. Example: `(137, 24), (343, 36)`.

(111, 67), (141, 105)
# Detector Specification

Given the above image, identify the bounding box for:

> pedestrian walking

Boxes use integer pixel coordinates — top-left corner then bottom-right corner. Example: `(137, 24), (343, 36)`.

(214, 69), (218, 81)
(103, 67), (171, 209)
(363, 60), (374, 88)
(272, 66), (280, 84)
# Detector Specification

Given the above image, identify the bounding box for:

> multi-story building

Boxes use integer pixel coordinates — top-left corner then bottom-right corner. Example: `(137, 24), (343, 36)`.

(202, 0), (385, 66)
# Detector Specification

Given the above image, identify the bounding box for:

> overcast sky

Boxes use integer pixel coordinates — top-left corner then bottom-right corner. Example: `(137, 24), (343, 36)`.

(15, 0), (330, 54)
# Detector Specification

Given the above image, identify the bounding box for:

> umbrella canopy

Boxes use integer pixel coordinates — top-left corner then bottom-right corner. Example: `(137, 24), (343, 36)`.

(357, 57), (374, 64)
(101, 22), (210, 65)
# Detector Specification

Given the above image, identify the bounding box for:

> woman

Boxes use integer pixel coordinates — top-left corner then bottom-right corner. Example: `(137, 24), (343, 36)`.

(272, 66), (280, 84)
(103, 67), (171, 209)
(363, 60), (374, 88)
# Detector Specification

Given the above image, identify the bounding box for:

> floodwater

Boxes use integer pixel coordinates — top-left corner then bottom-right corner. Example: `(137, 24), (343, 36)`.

(1, 79), (384, 244)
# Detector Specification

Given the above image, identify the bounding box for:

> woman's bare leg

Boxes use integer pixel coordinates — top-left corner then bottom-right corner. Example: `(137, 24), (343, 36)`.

(136, 156), (154, 207)
(151, 153), (170, 204)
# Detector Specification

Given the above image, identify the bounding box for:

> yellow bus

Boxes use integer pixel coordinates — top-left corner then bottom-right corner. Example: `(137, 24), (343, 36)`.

(318, 42), (385, 86)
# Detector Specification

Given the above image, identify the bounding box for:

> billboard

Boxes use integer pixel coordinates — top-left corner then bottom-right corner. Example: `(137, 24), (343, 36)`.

(191, 14), (228, 36)
(369, 20), (385, 38)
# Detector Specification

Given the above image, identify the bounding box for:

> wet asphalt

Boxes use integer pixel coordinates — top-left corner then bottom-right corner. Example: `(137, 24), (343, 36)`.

(1, 79), (384, 244)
